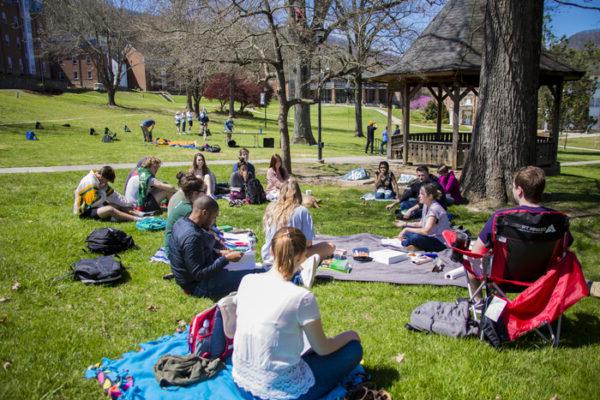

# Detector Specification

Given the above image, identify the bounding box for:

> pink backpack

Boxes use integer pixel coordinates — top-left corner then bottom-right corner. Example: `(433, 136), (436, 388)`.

(188, 304), (233, 360)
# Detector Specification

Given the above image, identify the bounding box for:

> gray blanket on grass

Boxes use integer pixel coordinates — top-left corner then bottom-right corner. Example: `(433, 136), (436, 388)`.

(315, 233), (467, 288)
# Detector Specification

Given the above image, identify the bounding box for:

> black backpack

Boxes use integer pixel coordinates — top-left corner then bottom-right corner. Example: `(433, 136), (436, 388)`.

(73, 255), (125, 284)
(86, 228), (136, 255)
(245, 178), (266, 205)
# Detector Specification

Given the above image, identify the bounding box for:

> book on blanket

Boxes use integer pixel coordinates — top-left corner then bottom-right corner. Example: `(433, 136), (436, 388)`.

(225, 251), (256, 271)
(370, 249), (408, 265)
(381, 238), (408, 250)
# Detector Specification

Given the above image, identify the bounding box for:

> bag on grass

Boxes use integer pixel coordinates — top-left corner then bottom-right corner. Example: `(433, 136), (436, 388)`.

(341, 168), (369, 181)
(406, 299), (478, 338)
(25, 131), (38, 141)
(188, 304), (233, 360)
(203, 144), (221, 153)
(86, 227), (136, 255)
(136, 217), (167, 231)
(245, 178), (266, 205)
(73, 255), (125, 284)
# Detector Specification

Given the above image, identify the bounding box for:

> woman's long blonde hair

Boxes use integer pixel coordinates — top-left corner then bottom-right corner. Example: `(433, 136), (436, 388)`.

(263, 178), (303, 230)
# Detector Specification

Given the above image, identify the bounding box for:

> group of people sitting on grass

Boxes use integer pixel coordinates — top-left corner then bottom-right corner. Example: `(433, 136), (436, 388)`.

(73, 156), (600, 400)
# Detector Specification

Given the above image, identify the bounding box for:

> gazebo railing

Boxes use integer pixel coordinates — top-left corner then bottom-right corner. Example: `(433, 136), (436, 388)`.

(391, 133), (556, 167)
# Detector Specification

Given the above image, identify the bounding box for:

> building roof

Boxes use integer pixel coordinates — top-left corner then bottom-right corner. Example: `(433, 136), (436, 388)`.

(370, 0), (584, 85)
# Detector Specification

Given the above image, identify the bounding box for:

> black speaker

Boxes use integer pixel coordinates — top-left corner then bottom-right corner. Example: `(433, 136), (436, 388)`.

(263, 138), (275, 148)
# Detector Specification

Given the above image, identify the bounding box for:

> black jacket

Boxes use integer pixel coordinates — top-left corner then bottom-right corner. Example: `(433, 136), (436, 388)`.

(366, 125), (377, 139)
(168, 218), (228, 292)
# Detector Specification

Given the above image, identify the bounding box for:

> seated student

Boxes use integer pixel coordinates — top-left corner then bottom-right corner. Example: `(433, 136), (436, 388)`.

(374, 161), (400, 200)
(190, 152), (217, 197)
(163, 174), (205, 258)
(229, 161), (251, 198)
(232, 148), (255, 177)
(167, 172), (189, 217)
(124, 157), (147, 193)
(266, 154), (289, 200)
(468, 166), (600, 299)
(386, 165), (446, 219)
(73, 166), (139, 222)
(437, 164), (464, 205)
(125, 157), (177, 212)
(395, 183), (450, 252)
(262, 178), (335, 266)
(233, 227), (363, 400)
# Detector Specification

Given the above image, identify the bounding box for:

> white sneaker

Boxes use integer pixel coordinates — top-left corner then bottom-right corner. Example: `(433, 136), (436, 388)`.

(300, 255), (320, 289)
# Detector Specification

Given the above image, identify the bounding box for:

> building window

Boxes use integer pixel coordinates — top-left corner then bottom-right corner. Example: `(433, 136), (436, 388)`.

(4, 34), (9, 44)
(87, 69), (93, 80)
(58, 70), (64, 80)
(72, 57), (78, 65)
(86, 55), (91, 64)
(12, 16), (19, 28)
(7, 57), (12, 72)
(73, 70), (79, 80)
(18, 59), (24, 73)
(16, 37), (20, 49)
(1, 12), (6, 23)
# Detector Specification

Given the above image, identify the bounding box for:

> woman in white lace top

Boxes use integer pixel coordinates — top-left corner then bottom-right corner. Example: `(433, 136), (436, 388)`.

(232, 227), (363, 400)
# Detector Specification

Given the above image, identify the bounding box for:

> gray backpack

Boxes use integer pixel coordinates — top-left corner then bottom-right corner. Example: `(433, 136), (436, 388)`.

(406, 299), (478, 338)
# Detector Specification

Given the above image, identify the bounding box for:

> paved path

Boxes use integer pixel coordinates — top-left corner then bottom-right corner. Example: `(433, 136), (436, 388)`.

(564, 146), (600, 152)
(0, 155), (397, 175)
(561, 160), (600, 166)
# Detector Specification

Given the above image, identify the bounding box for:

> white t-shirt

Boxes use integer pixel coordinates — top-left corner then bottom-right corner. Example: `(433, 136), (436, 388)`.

(232, 271), (320, 399)
(124, 174), (156, 205)
(420, 201), (451, 242)
(261, 206), (316, 264)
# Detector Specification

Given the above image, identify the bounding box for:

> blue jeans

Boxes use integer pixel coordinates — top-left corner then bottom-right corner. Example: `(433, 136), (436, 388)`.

(398, 199), (422, 219)
(379, 140), (387, 155)
(375, 188), (395, 200)
(191, 268), (266, 299)
(236, 340), (363, 400)
(401, 232), (446, 252)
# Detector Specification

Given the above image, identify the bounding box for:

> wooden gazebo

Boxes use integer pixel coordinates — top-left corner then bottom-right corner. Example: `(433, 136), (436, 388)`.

(370, 0), (584, 172)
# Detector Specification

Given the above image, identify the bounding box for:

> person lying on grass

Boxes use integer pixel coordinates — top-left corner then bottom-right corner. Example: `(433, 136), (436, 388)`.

(125, 157), (177, 213)
(232, 227), (363, 400)
(374, 161), (400, 200)
(395, 183), (450, 252)
(163, 173), (205, 258)
(261, 178), (335, 266)
(73, 166), (139, 222)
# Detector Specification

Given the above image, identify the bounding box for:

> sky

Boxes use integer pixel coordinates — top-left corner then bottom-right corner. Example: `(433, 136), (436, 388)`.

(546, 1), (600, 39)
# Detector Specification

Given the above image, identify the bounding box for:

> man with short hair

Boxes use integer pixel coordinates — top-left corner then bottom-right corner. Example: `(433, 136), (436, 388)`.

(169, 196), (262, 298)
(140, 119), (155, 143)
(125, 157), (177, 212)
(365, 121), (376, 154)
(73, 166), (138, 222)
(470, 166), (599, 298)
(387, 165), (446, 219)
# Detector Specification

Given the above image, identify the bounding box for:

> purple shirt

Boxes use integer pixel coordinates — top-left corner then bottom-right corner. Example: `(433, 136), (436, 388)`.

(438, 171), (464, 204)
(478, 205), (571, 246)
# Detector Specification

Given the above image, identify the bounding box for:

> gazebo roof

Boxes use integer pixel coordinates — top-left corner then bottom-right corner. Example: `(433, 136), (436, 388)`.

(370, 0), (584, 85)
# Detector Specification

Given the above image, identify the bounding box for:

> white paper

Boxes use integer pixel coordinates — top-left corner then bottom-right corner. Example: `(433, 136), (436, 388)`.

(484, 296), (508, 322)
(225, 251), (256, 271)
(371, 249), (408, 264)
(381, 238), (408, 250)
(444, 266), (466, 280)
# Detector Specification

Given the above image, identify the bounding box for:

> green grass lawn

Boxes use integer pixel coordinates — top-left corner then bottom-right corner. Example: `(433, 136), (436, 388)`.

(559, 136), (600, 150)
(0, 162), (599, 399)
(0, 90), (477, 167)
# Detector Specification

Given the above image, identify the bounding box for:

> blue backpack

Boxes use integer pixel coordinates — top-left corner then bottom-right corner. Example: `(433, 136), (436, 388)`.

(25, 131), (38, 141)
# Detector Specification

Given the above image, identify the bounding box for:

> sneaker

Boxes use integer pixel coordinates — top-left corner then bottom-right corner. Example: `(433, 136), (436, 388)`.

(300, 254), (320, 289)
(589, 281), (600, 298)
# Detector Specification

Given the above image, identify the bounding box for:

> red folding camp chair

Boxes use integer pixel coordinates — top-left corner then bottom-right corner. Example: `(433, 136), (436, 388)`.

(443, 209), (589, 346)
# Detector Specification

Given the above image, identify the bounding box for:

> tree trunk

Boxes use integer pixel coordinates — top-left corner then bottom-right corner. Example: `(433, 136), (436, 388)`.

(107, 87), (117, 106)
(186, 87), (193, 110)
(275, 66), (293, 173)
(461, 0), (543, 206)
(292, 59), (316, 145)
(228, 73), (235, 118)
(192, 85), (201, 115)
(354, 75), (364, 137)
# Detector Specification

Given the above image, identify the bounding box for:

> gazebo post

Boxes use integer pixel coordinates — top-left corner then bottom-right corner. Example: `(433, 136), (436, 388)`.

(436, 86), (443, 138)
(550, 79), (563, 168)
(451, 82), (460, 169)
(402, 83), (410, 165)
(386, 88), (393, 159)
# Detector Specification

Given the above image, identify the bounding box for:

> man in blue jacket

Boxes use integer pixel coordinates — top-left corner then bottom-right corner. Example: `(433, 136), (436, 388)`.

(169, 196), (256, 298)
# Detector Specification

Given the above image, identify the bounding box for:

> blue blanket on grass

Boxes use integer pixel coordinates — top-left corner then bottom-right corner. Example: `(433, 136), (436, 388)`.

(85, 330), (366, 400)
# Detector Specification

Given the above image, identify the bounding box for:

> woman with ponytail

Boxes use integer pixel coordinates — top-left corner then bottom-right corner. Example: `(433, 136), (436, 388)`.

(233, 227), (363, 400)
(395, 182), (450, 252)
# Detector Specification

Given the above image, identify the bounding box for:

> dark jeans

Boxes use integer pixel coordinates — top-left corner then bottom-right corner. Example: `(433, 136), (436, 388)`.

(397, 198), (421, 219)
(401, 232), (446, 252)
(236, 340), (363, 400)
(365, 137), (374, 154)
(191, 268), (266, 299)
